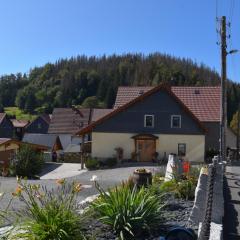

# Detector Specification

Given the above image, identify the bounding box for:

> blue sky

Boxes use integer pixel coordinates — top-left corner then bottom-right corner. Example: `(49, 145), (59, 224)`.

(0, 0), (240, 82)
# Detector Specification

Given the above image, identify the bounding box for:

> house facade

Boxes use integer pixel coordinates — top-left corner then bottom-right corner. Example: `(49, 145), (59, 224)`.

(48, 108), (112, 151)
(114, 86), (236, 152)
(25, 114), (51, 134)
(77, 85), (206, 162)
(22, 133), (63, 152)
(0, 113), (14, 138)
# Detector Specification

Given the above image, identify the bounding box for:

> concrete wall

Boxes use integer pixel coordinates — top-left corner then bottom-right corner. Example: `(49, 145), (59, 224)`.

(226, 127), (236, 148)
(92, 132), (205, 162)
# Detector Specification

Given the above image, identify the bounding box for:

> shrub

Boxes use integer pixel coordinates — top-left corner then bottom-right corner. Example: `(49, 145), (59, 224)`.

(105, 157), (117, 167)
(91, 181), (163, 240)
(12, 145), (44, 178)
(152, 172), (165, 184)
(159, 180), (177, 193)
(85, 157), (99, 170)
(177, 180), (195, 200)
(159, 179), (196, 200)
(9, 178), (84, 240)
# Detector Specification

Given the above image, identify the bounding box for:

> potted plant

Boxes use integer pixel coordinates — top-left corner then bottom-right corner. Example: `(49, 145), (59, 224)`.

(133, 168), (152, 187)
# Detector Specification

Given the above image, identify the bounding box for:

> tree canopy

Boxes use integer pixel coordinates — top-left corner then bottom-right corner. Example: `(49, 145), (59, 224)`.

(0, 52), (239, 124)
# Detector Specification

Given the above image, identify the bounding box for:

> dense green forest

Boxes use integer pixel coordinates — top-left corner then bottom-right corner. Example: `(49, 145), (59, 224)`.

(0, 53), (239, 122)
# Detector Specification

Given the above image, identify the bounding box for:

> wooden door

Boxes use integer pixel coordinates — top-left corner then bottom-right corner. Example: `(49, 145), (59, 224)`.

(137, 140), (155, 162)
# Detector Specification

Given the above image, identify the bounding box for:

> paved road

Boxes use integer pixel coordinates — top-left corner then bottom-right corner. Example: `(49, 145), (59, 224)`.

(0, 163), (165, 226)
(223, 165), (240, 240)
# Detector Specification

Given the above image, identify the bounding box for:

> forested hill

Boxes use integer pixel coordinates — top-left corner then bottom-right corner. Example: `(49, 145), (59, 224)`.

(0, 53), (239, 122)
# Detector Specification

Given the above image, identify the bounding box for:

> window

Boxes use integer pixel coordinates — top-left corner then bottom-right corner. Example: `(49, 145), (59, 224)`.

(178, 143), (186, 156)
(144, 115), (154, 128)
(171, 115), (181, 128)
(37, 123), (42, 129)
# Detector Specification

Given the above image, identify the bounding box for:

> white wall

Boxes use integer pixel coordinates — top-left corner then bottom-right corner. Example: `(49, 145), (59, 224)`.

(92, 132), (205, 162)
(92, 132), (135, 159)
(157, 134), (205, 162)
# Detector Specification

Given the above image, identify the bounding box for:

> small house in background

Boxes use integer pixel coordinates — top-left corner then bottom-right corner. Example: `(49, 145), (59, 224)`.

(0, 113), (14, 138)
(25, 114), (51, 134)
(48, 108), (92, 150)
(0, 138), (48, 174)
(10, 119), (29, 140)
(22, 133), (63, 153)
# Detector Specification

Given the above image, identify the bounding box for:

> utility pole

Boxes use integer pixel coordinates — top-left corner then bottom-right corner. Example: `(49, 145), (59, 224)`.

(220, 16), (227, 162)
(237, 103), (240, 161)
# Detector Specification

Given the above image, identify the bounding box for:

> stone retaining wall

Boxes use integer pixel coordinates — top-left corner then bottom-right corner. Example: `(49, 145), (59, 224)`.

(188, 162), (224, 240)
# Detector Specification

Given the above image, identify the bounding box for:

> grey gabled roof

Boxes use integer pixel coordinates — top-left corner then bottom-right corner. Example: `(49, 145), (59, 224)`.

(22, 133), (60, 150)
(48, 108), (91, 134)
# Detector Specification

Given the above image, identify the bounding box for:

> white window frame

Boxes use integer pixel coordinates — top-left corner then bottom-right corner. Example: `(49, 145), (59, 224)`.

(144, 115), (154, 128)
(178, 143), (186, 156)
(171, 115), (181, 128)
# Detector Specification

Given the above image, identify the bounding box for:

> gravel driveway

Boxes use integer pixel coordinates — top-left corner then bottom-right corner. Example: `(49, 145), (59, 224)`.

(0, 163), (166, 226)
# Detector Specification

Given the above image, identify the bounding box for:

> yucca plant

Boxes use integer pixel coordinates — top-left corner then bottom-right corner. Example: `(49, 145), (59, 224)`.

(91, 181), (164, 240)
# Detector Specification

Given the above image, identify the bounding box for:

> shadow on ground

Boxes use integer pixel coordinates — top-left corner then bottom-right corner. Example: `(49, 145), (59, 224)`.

(223, 173), (240, 240)
(39, 162), (62, 177)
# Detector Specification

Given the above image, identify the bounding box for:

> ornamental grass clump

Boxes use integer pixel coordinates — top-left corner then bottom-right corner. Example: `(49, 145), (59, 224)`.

(9, 178), (84, 240)
(91, 179), (164, 240)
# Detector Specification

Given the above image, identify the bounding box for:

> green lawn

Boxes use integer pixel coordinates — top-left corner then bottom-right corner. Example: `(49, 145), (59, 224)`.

(4, 107), (36, 121)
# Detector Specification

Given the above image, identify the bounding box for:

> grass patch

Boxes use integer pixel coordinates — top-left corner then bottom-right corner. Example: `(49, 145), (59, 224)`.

(4, 107), (36, 120)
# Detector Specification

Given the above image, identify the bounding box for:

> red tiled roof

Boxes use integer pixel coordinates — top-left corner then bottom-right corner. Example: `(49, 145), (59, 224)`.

(114, 86), (153, 108)
(172, 86), (221, 122)
(91, 109), (113, 122)
(114, 86), (221, 122)
(11, 119), (29, 128)
(48, 108), (91, 134)
(76, 84), (206, 135)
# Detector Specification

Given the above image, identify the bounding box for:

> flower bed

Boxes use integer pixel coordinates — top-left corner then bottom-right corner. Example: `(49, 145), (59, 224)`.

(0, 167), (200, 240)
(81, 195), (194, 240)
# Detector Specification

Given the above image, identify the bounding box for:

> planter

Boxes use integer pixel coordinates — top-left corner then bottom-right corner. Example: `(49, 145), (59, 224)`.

(133, 168), (152, 187)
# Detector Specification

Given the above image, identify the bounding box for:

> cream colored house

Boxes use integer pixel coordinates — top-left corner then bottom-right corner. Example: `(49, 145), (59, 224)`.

(77, 85), (206, 162)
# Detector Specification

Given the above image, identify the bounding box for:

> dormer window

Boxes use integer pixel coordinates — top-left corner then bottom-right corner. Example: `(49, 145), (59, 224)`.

(171, 115), (181, 128)
(144, 115), (154, 128)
